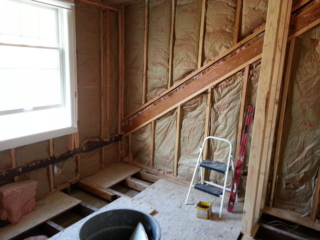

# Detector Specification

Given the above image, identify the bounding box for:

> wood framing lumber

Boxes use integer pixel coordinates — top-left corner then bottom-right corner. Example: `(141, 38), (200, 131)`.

(118, 7), (125, 162)
(100, 9), (105, 140)
(100, 9), (106, 168)
(203, 87), (212, 159)
(79, 202), (99, 215)
(197, 0), (206, 69)
(311, 165), (320, 220)
(134, 170), (165, 183)
(167, 0), (176, 88)
(118, 6), (125, 124)
(255, 0), (292, 220)
(77, 0), (120, 12)
(106, 188), (129, 198)
(264, 207), (320, 231)
(288, 1), (320, 41)
(78, 180), (116, 201)
(142, 0), (148, 105)
(292, 0), (313, 12)
(174, 105), (182, 177)
(49, 139), (54, 191)
(10, 149), (18, 182)
(233, 0), (242, 45)
(242, 0), (292, 237)
(269, 39), (296, 207)
(150, 121), (155, 168)
(43, 220), (64, 236)
(235, 66), (249, 165)
(127, 161), (190, 187)
(124, 177), (151, 192)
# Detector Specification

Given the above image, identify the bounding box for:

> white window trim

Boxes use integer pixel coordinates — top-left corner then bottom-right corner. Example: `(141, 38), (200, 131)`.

(0, 0), (77, 151)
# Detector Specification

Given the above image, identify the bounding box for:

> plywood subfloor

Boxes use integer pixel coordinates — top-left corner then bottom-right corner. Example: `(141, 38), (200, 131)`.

(81, 162), (141, 189)
(0, 191), (81, 240)
(49, 179), (243, 240)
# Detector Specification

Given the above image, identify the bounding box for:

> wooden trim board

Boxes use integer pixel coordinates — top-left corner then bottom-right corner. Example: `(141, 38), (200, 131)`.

(0, 191), (81, 240)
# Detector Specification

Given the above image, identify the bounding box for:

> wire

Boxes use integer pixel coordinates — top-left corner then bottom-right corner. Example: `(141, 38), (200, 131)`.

(267, 220), (299, 231)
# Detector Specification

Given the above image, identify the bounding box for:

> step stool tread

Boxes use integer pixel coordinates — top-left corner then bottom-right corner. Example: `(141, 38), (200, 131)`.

(200, 160), (228, 173)
(194, 184), (222, 197)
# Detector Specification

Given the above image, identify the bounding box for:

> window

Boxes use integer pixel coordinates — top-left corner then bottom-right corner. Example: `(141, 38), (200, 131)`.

(0, 0), (77, 151)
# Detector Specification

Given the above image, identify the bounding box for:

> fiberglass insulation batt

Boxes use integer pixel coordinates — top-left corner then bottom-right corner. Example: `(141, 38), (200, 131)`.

(173, 0), (202, 84)
(154, 110), (177, 173)
(125, 1), (145, 115)
(178, 94), (206, 180)
(203, 0), (236, 64)
(208, 72), (242, 186)
(274, 25), (320, 214)
(240, 0), (268, 40)
(147, 0), (171, 101)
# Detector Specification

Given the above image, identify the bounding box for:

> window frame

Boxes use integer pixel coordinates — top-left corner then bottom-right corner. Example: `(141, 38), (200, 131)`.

(0, 0), (77, 151)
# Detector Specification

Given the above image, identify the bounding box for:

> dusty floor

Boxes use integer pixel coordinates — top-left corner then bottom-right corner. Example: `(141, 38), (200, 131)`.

(49, 179), (243, 240)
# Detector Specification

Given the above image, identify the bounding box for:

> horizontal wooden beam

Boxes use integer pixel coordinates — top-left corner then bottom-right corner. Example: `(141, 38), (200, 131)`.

(123, 177), (151, 192)
(288, 2), (320, 41)
(0, 135), (122, 182)
(78, 180), (117, 201)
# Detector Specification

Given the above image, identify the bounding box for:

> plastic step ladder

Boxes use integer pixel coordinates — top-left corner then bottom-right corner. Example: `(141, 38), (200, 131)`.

(185, 136), (233, 218)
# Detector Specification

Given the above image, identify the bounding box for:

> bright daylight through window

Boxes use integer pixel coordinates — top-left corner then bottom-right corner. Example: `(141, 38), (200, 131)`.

(0, 0), (77, 151)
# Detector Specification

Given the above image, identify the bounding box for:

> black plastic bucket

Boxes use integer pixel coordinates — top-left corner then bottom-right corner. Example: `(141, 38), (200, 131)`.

(79, 209), (161, 240)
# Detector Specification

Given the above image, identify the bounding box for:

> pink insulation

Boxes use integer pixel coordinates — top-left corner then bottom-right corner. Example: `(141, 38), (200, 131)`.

(0, 180), (37, 224)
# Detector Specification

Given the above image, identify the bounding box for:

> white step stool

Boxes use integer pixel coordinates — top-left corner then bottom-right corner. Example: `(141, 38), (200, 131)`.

(185, 136), (234, 218)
